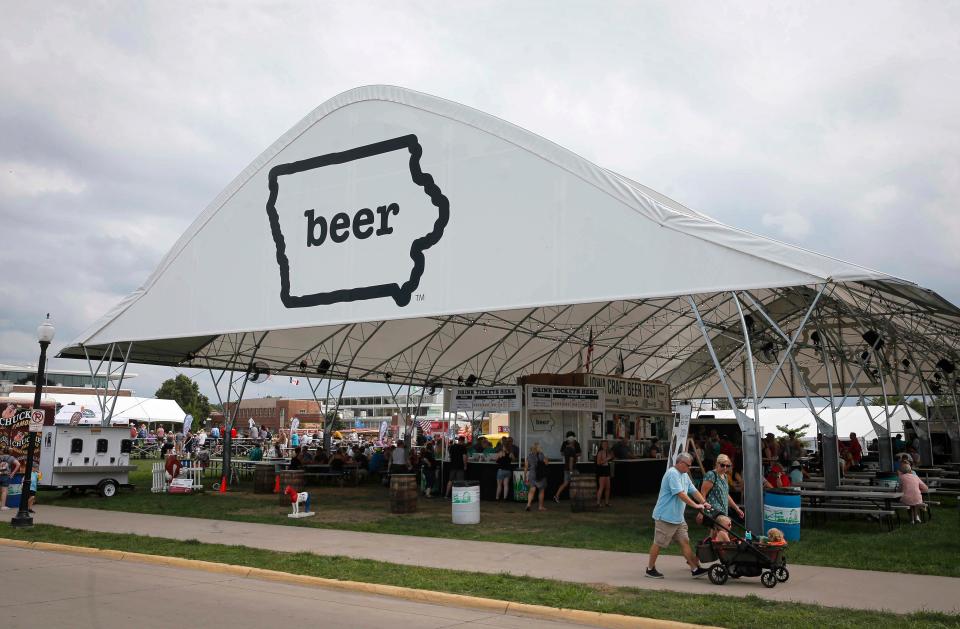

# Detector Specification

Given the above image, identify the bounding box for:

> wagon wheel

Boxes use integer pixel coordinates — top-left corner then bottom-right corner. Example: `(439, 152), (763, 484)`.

(761, 571), (777, 588)
(708, 564), (728, 585)
(775, 566), (790, 582)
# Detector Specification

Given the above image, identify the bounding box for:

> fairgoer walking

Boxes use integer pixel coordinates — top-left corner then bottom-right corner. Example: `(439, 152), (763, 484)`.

(645, 452), (710, 579)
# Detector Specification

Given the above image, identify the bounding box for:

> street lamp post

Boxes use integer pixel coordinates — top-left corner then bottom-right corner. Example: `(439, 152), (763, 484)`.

(11, 314), (55, 528)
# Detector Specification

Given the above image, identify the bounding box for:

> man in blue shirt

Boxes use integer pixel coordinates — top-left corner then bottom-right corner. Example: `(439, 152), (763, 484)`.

(646, 452), (710, 579)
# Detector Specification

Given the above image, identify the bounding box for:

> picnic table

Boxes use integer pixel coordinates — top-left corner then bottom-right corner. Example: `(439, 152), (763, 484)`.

(307, 462), (361, 486)
(800, 488), (905, 530)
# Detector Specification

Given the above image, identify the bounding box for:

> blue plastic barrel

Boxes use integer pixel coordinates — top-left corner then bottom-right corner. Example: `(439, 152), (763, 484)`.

(763, 488), (801, 541)
(4, 473), (24, 508)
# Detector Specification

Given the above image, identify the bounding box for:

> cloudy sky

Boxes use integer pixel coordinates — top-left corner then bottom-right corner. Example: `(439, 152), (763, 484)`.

(2, 1), (958, 400)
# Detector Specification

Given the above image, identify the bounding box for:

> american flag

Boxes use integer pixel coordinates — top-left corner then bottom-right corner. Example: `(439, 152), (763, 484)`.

(289, 376), (300, 386)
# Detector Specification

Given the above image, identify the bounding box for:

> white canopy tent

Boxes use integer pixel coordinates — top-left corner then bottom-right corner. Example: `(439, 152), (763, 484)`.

(11, 392), (187, 425)
(57, 85), (960, 529)
(694, 406), (917, 448)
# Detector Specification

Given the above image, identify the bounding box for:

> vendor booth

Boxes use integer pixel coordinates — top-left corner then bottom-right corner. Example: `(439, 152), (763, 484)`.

(513, 374), (673, 496)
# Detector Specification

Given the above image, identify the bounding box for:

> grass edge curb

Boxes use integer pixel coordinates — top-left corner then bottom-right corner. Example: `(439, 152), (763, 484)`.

(0, 536), (715, 629)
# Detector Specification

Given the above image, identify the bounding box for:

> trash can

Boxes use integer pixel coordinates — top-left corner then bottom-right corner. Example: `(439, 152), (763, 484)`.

(452, 481), (480, 524)
(5, 474), (24, 509)
(763, 488), (801, 541)
(512, 470), (528, 502)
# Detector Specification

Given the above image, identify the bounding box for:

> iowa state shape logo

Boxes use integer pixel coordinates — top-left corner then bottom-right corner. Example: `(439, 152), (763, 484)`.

(266, 134), (449, 307)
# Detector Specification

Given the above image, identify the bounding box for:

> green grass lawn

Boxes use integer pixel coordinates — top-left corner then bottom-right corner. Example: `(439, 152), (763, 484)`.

(36, 459), (960, 577)
(2, 523), (958, 629)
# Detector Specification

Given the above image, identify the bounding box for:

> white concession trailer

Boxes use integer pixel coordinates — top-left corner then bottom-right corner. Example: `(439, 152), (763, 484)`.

(38, 424), (135, 497)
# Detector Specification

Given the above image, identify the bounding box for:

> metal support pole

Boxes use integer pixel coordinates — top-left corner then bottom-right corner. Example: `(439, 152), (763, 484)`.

(688, 295), (763, 534)
(731, 293), (765, 535)
(11, 339), (49, 528)
(869, 343), (895, 471)
(814, 331), (842, 489)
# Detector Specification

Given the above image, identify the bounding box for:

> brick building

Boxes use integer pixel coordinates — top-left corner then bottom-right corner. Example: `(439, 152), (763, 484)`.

(222, 397), (324, 432)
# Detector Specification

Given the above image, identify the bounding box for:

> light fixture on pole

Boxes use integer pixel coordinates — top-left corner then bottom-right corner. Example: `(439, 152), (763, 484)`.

(12, 314), (55, 528)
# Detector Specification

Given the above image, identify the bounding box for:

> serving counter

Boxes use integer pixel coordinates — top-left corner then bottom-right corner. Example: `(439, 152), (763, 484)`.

(437, 458), (668, 501)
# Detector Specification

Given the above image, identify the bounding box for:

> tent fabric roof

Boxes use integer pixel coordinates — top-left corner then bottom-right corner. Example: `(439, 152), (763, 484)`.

(11, 392), (187, 424)
(60, 86), (960, 398)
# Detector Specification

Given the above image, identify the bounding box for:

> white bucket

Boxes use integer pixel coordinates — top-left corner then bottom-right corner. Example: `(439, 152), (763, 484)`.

(452, 482), (480, 525)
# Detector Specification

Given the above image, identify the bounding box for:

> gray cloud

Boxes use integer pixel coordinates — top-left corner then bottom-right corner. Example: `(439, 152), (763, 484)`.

(2, 1), (958, 398)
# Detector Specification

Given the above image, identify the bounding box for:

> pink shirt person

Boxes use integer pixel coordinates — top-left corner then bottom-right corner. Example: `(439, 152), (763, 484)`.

(898, 471), (928, 506)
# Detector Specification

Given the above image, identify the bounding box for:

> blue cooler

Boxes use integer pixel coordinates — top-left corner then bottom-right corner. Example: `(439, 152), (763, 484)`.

(763, 488), (801, 541)
(4, 473), (24, 508)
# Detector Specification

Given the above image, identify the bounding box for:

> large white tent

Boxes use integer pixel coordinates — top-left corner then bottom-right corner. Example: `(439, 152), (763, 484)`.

(57, 85), (960, 529)
(59, 86), (959, 401)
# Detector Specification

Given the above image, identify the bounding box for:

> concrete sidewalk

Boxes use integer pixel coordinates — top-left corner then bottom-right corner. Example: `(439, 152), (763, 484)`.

(28, 506), (960, 615)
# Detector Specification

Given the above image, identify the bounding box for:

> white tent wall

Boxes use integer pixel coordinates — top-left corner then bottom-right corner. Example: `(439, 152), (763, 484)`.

(694, 406), (914, 448)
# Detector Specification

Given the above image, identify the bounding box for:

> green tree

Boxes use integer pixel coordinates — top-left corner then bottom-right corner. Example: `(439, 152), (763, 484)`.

(326, 411), (344, 432)
(712, 397), (745, 410)
(155, 375), (211, 431)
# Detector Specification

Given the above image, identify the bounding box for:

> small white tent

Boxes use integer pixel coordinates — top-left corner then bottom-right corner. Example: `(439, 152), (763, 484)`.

(11, 393), (187, 425)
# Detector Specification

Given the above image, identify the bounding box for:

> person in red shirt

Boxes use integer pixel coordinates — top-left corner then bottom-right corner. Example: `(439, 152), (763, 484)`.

(164, 452), (182, 482)
(230, 426), (238, 439)
(846, 432), (863, 466)
(764, 463), (791, 488)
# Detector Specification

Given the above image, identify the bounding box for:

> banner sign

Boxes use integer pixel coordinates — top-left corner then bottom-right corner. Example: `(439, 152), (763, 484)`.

(526, 385), (604, 412)
(449, 386), (522, 412)
(1, 403), (42, 466)
(579, 374), (670, 412)
(668, 404), (692, 467)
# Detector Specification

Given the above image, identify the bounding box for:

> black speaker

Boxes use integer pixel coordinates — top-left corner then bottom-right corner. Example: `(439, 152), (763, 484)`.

(936, 358), (955, 374)
(316, 359), (331, 375)
(862, 330), (883, 351)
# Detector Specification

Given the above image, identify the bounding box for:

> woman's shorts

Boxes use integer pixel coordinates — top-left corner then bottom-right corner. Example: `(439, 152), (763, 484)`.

(596, 467), (610, 478)
(449, 469), (465, 483)
(527, 473), (546, 489)
(496, 469), (512, 481)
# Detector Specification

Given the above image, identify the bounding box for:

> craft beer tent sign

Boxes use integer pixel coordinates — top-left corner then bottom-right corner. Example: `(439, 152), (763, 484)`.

(62, 85), (960, 405)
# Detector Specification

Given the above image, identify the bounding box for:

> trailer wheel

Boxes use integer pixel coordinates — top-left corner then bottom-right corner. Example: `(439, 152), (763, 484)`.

(98, 479), (118, 498)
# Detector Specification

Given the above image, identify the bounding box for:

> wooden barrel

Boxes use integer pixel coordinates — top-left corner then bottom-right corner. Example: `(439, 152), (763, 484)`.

(253, 465), (274, 494)
(277, 470), (305, 503)
(570, 473), (597, 512)
(390, 474), (418, 514)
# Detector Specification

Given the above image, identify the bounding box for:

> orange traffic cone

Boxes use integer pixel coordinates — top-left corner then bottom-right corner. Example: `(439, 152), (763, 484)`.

(219, 475), (227, 493)
(273, 475), (280, 494)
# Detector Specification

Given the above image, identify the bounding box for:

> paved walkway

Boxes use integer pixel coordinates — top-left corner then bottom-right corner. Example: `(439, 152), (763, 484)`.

(1, 545), (599, 629)
(31, 506), (960, 615)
